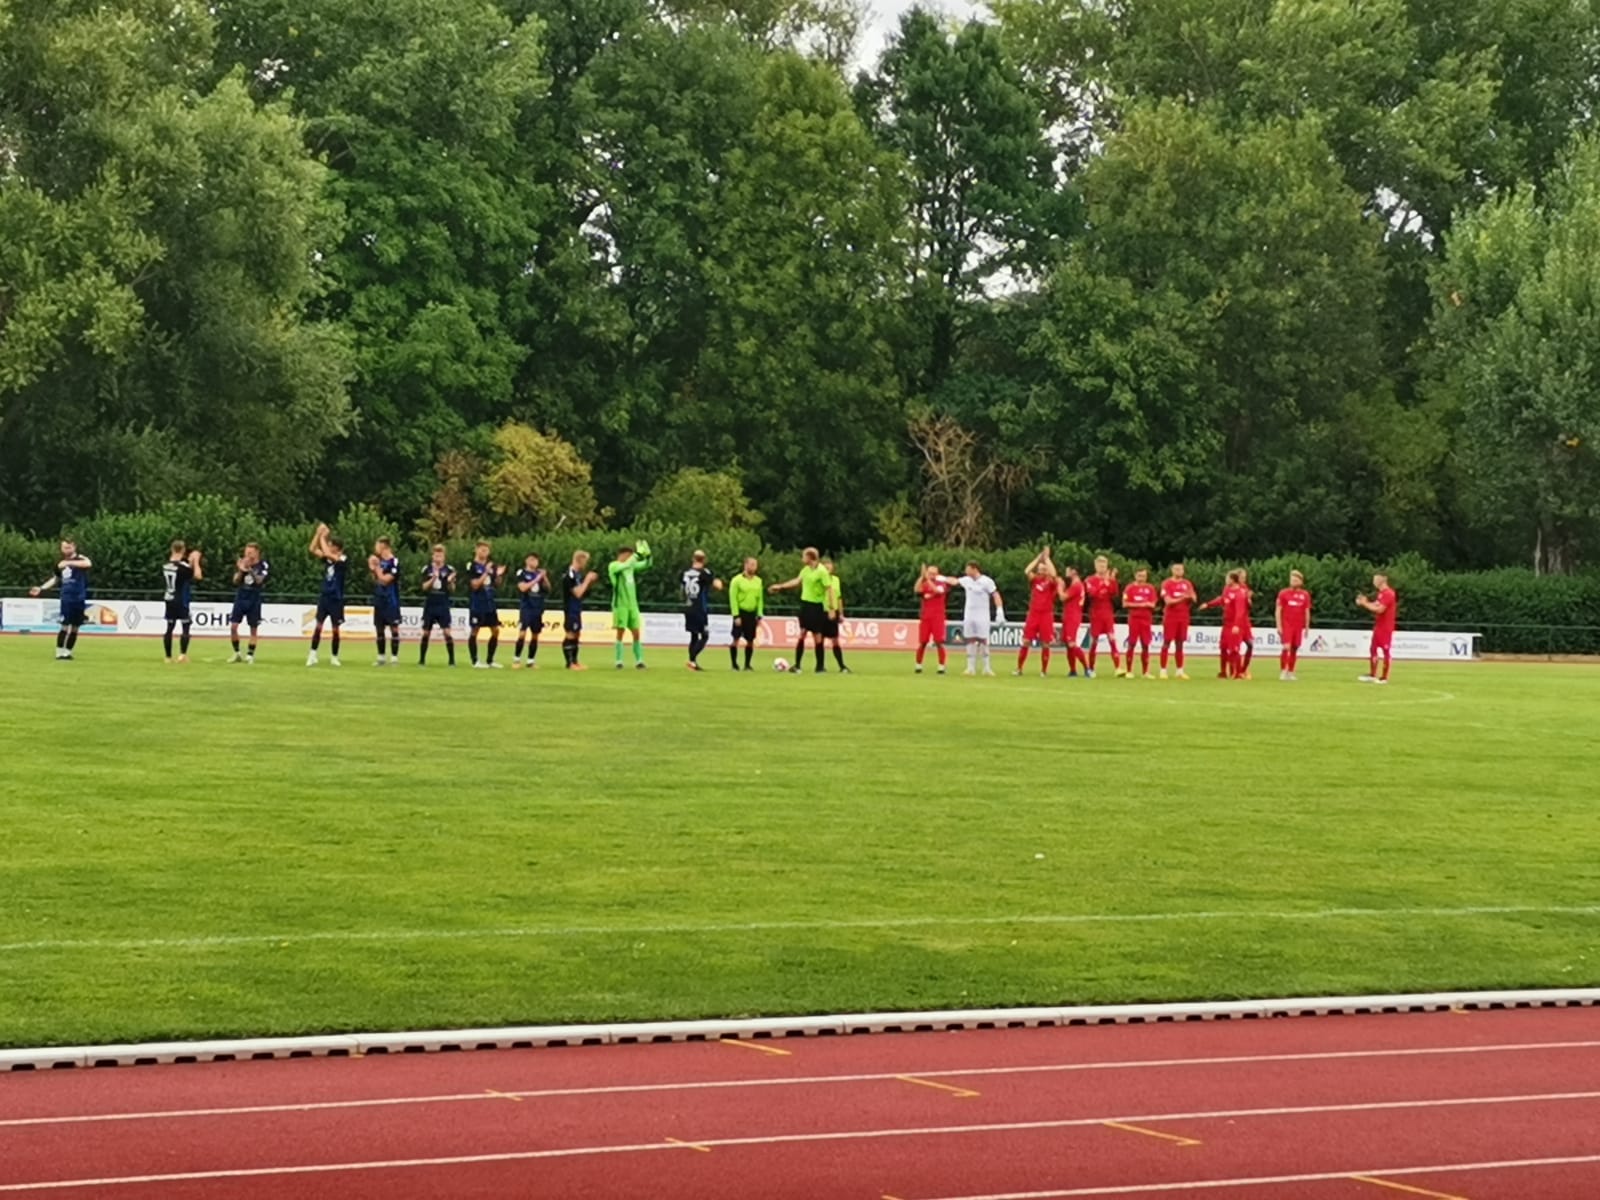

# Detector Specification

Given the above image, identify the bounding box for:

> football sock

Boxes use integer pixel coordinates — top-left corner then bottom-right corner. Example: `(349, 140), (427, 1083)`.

(614, 641), (624, 665)
(633, 639), (644, 665)
(57, 627), (68, 650)
(163, 625), (174, 657)
(967, 642), (978, 671)
(937, 645), (947, 666)
(419, 633), (430, 664)
(730, 643), (740, 669)
(66, 628), (79, 651)
(744, 645), (753, 669)
(444, 634), (456, 665)
(331, 631), (341, 657)
(180, 625), (192, 655)
(916, 644), (926, 666)
(1042, 648), (1051, 673)
(311, 626), (322, 651)
(486, 628), (498, 664)
(814, 643), (825, 671)
(528, 637), (539, 663)
(231, 635), (241, 653)
(1175, 645), (1185, 669)
(469, 632), (480, 665)
(1016, 647), (1029, 670)
(1241, 642), (1253, 672)
(832, 644), (846, 669)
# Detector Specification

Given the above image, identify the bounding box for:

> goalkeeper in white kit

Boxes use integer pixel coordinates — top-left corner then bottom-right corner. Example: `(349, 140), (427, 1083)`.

(957, 561), (1004, 676)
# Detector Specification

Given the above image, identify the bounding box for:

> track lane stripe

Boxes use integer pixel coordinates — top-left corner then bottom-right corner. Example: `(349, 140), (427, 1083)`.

(3, 1092), (1598, 1191)
(8, 1040), (1600, 1129)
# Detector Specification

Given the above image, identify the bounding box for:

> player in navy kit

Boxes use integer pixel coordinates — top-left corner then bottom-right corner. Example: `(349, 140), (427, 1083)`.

(466, 541), (506, 668)
(513, 553), (549, 669)
(29, 539), (93, 660)
(417, 544), (457, 667)
(561, 550), (598, 670)
(229, 543), (269, 663)
(680, 550), (722, 670)
(306, 522), (348, 667)
(369, 537), (402, 667)
(161, 540), (204, 663)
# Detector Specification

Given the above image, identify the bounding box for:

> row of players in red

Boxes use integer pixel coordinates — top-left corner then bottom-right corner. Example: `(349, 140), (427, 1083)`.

(914, 551), (1399, 682)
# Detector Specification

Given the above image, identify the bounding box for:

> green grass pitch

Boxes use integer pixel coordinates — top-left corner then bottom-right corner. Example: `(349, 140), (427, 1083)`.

(1, 635), (1597, 1048)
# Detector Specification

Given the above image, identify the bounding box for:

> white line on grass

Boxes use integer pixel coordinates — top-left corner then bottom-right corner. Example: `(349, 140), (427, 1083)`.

(5, 1040), (1598, 1129)
(5, 902), (1596, 954)
(3, 1094), (1598, 1192)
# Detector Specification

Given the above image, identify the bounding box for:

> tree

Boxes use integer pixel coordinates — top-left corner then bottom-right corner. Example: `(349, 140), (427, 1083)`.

(0, 0), (351, 531)
(857, 9), (1070, 393)
(484, 422), (602, 531)
(1020, 104), (1389, 558)
(1426, 135), (1600, 572)
(637, 468), (763, 532)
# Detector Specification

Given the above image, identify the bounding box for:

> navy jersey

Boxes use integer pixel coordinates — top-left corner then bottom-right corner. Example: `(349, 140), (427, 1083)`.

(57, 560), (89, 603)
(320, 555), (348, 601)
(235, 559), (269, 602)
(518, 568), (548, 610)
(467, 560), (499, 612)
(373, 555), (401, 608)
(162, 559), (195, 607)
(420, 563), (455, 607)
(681, 566), (715, 619)
(563, 567), (588, 616)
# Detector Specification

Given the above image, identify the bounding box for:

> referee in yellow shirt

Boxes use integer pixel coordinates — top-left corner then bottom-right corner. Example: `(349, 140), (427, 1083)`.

(728, 557), (765, 671)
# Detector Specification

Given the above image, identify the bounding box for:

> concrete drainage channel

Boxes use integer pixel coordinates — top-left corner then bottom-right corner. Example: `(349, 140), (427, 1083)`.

(3, 989), (1597, 1072)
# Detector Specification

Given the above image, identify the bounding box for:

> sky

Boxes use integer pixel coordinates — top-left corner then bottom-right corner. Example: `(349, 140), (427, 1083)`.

(856, 0), (988, 68)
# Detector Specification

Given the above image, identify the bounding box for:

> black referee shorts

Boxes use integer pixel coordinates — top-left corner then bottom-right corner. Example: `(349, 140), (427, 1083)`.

(733, 612), (760, 642)
(799, 600), (827, 635)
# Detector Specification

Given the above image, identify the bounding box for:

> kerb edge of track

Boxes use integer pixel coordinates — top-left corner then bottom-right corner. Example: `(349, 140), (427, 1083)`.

(5, 988), (1597, 1073)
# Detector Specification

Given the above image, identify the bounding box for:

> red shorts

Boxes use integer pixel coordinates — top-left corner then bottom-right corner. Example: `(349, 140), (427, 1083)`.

(1022, 613), (1055, 644)
(1126, 619), (1153, 645)
(1371, 632), (1393, 654)
(919, 617), (946, 645)
(1281, 626), (1305, 650)
(1088, 612), (1117, 640)
(1163, 617), (1190, 642)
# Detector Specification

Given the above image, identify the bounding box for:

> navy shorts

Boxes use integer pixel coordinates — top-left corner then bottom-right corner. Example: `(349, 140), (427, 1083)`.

(684, 611), (708, 634)
(59, 599), (87, 627)
(470, 609), (499, 631)
(373, 603), (401, 629)
(164, 601), (192, 624)
(316, 597), (345, 626)
(520, 605), (546, 633)
(422, 605), (452, 632)
(563, 609), (583, 634)
(230, 599), (262, 628)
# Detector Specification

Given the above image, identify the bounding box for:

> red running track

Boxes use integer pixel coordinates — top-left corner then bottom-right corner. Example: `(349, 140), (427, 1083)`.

(4, 1008), (1600, 1198)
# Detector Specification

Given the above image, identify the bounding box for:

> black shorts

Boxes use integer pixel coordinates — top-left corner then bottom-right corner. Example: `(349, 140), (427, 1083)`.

(373, 603), (401, 629)
(563, 609), (583, 634)
(822, 615), (841, 639)
(733, 612), (760, 641)
(230, 599), (262, 628)
(422, 606), (452, 632)
(470, 609), (499, 631)
(164, 601), (192, 624)
(59, 599), (87, 628)
(684, 610), (708, 634)
(520, 606), (545, 633)
(316, 597), (345, 626)
(799, 600), (827, 634)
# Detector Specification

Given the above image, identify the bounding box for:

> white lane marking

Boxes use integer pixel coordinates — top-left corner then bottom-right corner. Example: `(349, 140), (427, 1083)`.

(905, 1155), (1600, 1199)
(6, 1040), (1600, 1130)
(5, 902), (1595, 954)
(2, 1092), (1599, 1190)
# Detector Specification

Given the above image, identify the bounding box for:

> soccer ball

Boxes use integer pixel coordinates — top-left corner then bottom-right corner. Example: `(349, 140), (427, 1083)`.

(772, 657), (790, 672)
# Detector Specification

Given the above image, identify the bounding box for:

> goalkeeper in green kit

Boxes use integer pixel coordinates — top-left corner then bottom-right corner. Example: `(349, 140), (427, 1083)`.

(610, 539), (652, 669)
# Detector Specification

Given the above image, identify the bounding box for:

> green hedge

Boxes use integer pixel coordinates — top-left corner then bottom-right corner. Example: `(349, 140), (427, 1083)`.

(5, 500), (1600, 653)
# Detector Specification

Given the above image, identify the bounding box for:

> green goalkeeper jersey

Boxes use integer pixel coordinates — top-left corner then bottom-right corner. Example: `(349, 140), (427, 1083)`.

(608, 551), (651, 612)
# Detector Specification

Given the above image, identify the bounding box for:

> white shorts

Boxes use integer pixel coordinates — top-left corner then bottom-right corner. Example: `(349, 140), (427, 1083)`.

(963, 617), (992, 642)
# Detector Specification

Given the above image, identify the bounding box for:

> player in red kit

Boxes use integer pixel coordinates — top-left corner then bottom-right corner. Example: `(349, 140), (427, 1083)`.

(1158, 562), (1196, 680)
(1276, 569), (1312, 681)
(1016, 547), (1062, 676)
(1059, 565), (1087, 677)
(1201, 570), (1248, 678)
(914, 564), (958, 674)
(1083, 556), (1124, 677)
(1121, 569), (1158, 678)
(1357, 573), (1397, 683)
(1236, 568), (1258, 679)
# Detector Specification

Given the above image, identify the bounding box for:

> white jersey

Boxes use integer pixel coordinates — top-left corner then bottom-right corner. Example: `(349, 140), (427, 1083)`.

(958, 574), (998, 636)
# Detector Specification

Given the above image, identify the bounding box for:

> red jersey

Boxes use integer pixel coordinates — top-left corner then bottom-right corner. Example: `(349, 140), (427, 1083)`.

(1085, 574), (1118, 618)
(1372, 587), (1397, 635)
(1160, 578), (1194, 618)
(917, 578), (952, 622)
(1277, 587), (1311, 630)
(1234, 586), (1254, 634)
(1026, 574), (1059, 619)
(1208, 584), (1248, 628)
(1122, 582), (1157, 623)
(1061, 579), (1085, 625)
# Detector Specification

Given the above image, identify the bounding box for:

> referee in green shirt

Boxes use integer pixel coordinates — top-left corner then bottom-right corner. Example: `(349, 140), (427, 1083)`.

(728, 557), (764, 671)
(769, 547), (831, 673)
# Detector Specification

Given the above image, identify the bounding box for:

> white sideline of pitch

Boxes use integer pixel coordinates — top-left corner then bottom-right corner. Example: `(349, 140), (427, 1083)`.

(1, 987), (1597, 1072)
(5, 901), (1598, 955)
